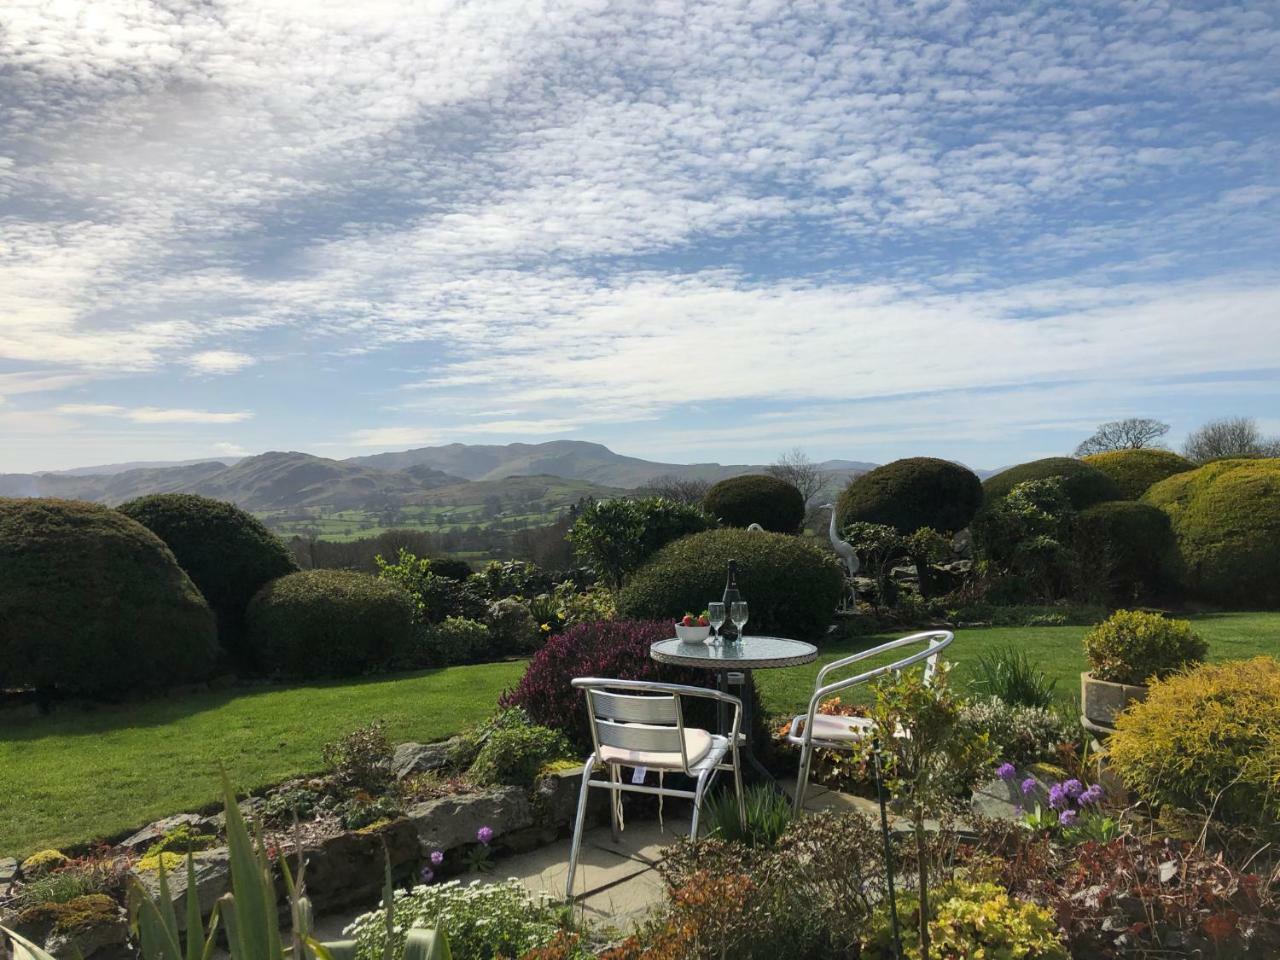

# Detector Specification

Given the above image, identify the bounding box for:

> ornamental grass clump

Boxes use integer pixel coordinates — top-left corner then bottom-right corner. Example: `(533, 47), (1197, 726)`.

(1083, 609), (1207, 685)
(1108, 657), (1280, 827)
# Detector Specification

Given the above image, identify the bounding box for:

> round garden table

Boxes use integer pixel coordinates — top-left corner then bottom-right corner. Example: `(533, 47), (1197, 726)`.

(650, 635), (818, 782)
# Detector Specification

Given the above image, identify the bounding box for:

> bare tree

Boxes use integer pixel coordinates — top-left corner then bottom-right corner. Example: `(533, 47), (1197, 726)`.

(1183, 416), (1280, 463)
(767, 447), (829, 504)
(1073, 418), (1170, 457)
(643, 473), (711, 505)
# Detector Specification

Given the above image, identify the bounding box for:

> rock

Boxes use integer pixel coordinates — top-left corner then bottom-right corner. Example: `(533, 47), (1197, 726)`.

(132, 848), (231, 931)
(0, 856), (17, 887)
(392, 740), (456, 781)
(119, 812), (214, 852)
(407, 787), (532, 854)
(301, 818), (419, 913)
(43, 913), (131, 960)
(970, 775), (1048, 821)
(208, 796), (266, 831)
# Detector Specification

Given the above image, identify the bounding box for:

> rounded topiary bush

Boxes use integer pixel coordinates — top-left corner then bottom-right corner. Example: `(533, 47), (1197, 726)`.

(703, 474), (805, 534)
(0, 498), (217, 699)
(619, 528), (843, 639)
(1074, 501), (1181, 603)
(246, 569), (414, 678)
(1082, 449), (1195, 500)
(117, 493), (298, 669)
(1109, 657), (1280, 826)
(1082, 609), (1207, 686)
(836, 457), (983, 535)
(983, 457), (1122, 509)
(1141, 458), (1280, 607)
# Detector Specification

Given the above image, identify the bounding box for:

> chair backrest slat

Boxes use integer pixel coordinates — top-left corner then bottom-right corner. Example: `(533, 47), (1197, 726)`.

(588, 690), (680, 724)
(595, 719), (685, 754)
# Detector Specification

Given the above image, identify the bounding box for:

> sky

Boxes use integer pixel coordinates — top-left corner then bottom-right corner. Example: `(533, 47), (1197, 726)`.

(1, 0), (1278, 474)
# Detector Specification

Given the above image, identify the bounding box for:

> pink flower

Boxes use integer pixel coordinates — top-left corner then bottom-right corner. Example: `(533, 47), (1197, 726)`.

(430, 850), (444, 866)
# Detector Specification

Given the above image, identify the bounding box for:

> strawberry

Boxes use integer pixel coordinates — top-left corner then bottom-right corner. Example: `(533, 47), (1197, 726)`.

(681, 614), (695, 626)
(697, 615), (709, 626)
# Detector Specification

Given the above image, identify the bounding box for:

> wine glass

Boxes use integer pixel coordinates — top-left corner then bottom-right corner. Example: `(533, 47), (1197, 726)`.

(707, 602), (726, 644)
(730, 601), (749, 643)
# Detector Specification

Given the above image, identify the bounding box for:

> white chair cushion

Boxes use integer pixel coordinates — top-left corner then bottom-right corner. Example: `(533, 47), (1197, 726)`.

(598, 727), (713, 769)
(789, 713), (875, 744)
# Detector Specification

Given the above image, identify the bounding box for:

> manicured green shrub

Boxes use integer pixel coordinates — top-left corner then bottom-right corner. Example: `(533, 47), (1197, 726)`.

(1142, 458), (1280, 607)
(1082, 448), (1195, 499)
(837, 457), (983, 535)
(118, 493), (298, 669)
(1073, 501), (1181, 604)
(619, 528), (843, 639)
(983, 457), (1122, 509)
(486, 598), (539, 654)
(417, 616), (491, 666)
(1109, 657), (1280, 826)
(246, 569), (414, 678)
(703, 474), (805, 533)
(568, 496), (715, 588)
(0, 498), (217, 699)
(467, 720), (574, 787)
(1082, 610), (1207, 686)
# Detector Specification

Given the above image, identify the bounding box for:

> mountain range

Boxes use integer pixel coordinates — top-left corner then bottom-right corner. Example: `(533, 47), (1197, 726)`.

(0, 441), (879, 516)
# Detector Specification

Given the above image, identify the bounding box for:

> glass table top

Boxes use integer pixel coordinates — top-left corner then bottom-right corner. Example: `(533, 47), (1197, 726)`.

(650, 635), (818, 669)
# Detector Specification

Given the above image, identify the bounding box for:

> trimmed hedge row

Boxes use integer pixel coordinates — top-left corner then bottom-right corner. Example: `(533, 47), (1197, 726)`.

(703, 474), (805, 534)
(1142, 458), (1280, 608)
(1074, 501), (1181, 604)
(983, 457), (1121, 509)
(118, 493), (298, 669)
(1082, 449), (1195, 500)
(837, 457), (983, 535)
(619, 527), (843, 639)
(0, 498), (217, 698)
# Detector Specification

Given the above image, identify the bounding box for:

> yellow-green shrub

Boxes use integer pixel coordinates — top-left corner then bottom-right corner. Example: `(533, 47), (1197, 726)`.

(134, 852), (184, 873)
(866, 881), (1067, 959)
(1109, 657), (1280, 826)
(1142, 458), (1280, 607)
(1082, 609), (1206, 685)
(19, 850), (69, 878)
(1083, 448), (1194, 499)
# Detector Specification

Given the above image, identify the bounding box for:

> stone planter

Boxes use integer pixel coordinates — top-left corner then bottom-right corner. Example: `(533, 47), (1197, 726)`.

(1080, 671), (1147, 735)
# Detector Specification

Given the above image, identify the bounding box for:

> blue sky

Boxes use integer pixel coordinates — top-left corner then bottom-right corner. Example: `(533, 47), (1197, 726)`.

(1, 0), (1277, 473)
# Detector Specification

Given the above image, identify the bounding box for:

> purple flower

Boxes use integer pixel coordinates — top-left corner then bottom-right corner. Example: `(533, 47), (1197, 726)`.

(1080, 784), (1105, 806)
(1048, 782), (1069, 810)
(1063, 779), (1085, 799)
(430, 850), (444, 866)
(1021, 777), (1038, 796)
(419, 866), (434, 884)
(1059, 809), (1079, 827)
(477, 825), (494, 845)
(996, 762), (1017, 781)
(1014, 804), (1024, 816)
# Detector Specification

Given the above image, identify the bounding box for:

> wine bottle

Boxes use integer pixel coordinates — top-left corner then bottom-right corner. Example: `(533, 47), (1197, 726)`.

(721, 559), (741, 642)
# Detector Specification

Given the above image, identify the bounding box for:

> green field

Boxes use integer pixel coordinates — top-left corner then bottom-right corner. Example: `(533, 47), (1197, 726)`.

(2, 612), (1275, 856)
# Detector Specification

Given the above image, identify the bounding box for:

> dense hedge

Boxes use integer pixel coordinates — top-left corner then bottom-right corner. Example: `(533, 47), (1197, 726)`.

(1110, 658), (1280, 826)
(118, 493), (298, 669)
(0, 498), (217, 698)
(836, 457), (983, 535)
(1082, 449), (1195, 500)
(619, 528), (843, 639)
(1074, 501), (1181, 604)
(983, 457), (1121, 509)
(1142, 458), (1280, 607)
(246, 569), (415, 678)
(703, 474), (805, 534)
(568, 497), (715, 588)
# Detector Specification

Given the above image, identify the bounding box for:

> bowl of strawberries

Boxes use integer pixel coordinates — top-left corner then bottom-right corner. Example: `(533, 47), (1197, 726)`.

(674, 611), (711, 643)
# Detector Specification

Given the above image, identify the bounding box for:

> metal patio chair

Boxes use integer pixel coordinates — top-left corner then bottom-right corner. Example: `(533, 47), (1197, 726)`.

(565, 677), (745, 900)
(787, 630), (953, 813)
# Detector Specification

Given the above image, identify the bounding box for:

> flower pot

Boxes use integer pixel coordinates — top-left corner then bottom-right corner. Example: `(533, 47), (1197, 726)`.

(1080, 671), (1147, 733)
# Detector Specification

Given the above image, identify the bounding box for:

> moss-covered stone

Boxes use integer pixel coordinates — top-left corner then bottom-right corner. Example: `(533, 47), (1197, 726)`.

(19, 850), (69, 879)
(15, 894), (118, 934)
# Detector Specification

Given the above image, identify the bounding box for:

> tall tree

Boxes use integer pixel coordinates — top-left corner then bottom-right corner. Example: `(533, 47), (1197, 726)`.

(1182, 416), (1280, 463)
(1074, 418), (1170, 457)
(767, 447), (828, 504)
(642, 474), (711, 505)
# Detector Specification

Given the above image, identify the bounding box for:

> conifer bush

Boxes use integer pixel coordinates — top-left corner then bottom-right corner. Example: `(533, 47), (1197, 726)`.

(1082, 448), (1195, 499)
(704, 474), (805, 533)
(837, 457), (983, 535)
(983, 457), (1122, 509)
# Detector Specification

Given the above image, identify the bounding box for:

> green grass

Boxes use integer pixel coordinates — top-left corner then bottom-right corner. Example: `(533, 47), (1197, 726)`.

(754, 610), (1278, 717)
(0, 661), (526, 856)
(3, 612), (1275, 857)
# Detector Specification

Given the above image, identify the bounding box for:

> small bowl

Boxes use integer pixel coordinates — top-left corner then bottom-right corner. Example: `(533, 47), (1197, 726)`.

(674, 623), (711, 643)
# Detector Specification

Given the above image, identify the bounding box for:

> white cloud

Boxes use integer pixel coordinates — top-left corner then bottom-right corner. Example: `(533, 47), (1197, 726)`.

(55, 404), (253, 424)
(186, 351), (256, 374)
(212, 441), (249, 457)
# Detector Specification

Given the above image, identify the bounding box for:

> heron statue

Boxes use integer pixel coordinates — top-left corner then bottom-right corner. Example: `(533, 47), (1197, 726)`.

(822, 503), (859, 610)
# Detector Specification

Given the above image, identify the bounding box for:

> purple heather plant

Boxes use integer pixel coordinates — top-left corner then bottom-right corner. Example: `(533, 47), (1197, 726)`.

(997, 762), (1017, 781)
(1021, 777), (1038, 795)
(477, 825), (494, 845)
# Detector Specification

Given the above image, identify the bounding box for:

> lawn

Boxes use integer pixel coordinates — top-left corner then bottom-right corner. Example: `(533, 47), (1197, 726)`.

(2, 612), (1275, 856)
